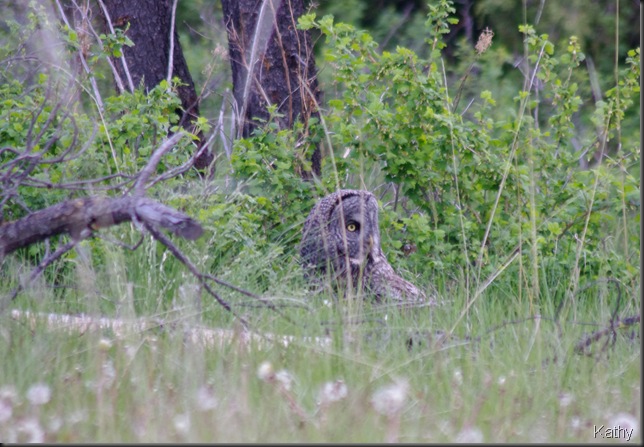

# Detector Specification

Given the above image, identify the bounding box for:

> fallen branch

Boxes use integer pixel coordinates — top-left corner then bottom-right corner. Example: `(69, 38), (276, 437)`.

(9, 310), (332, 350)
(0, 195), (203, 260)
(574, 314), (640, 357)
(1, 133), (259, 324)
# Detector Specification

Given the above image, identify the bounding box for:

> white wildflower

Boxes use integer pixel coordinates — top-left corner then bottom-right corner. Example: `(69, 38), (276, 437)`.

(100, 360), (117, 389)
(173, 413), (191, 435)
(608, 412), (639, 440)
(318, 380), (348, 405)
(195, 385), (219, 411)
(257, 361), (274, 381)
(124, 344), (138, 361)
(0, 398), (13, 423)
(67, 410), (87, 425)
(371, 379), (409, 416)
(47, 415), (63, 433)
(10, 417), (45, 443)
(98, 338), (113, 351)
(26, 383), (51, 406)
(0, 385), (18, 403)
(453, 369), (463, 386)
(455, 426), (484, 443)
(275, 370), (295, 391)
(558, 392), (574, 408)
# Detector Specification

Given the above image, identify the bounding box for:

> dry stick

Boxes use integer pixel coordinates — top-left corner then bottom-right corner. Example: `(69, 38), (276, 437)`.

(380, 3), (413, 49)
(440, 58), (471, 300)
(97, 231), (145, 252)
(448, 247), (521, 337)
(166, 0), (180, 87)
(24, 173), (135, 192)
(146, 116), (226, 187)
(464, 40), (549, 321)
(239, 0), (283, 135)
(144, 221), (299, 332)
(199, 272), (299, 327)
(53, 0), (120, 172)
(268, 0), (293, 123)
(137, 207), (296, 327)
(574, 315), (640, 357)
(142, 221), (248, 327)
(53, 0), (104, 111)
(218, 93), (233, 161)
(9, 310), (332, 350)
(133, 131), (185, 196)
(474, 40), (547, 280)
(95, 0), (135, 92)
(561, 136), (608, 322)
(1, 239), (78, 311)
(73, 0), (124, 94)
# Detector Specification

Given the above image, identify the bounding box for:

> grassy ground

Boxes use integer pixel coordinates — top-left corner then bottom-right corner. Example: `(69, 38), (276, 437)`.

(0, 231), (640, 443)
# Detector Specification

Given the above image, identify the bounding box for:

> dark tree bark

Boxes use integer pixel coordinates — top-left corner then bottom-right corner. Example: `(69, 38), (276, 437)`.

(221, 0), (322, 178)
(99, 0), (214, 169)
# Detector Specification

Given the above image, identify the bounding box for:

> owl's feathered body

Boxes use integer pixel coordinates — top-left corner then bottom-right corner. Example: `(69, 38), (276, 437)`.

(299, 190), (428, 304)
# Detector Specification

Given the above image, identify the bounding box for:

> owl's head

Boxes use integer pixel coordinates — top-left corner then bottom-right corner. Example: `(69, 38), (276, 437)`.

(327, 191), (381, 266)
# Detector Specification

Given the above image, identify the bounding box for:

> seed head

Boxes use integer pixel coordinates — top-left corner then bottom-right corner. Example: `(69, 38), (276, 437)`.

(371, 379), (409, 416)
(0, 399), (12, 423)
(257, 361), (274, 381)
(318, 379), (348, 405)
(475, 28), (494, 55)
(195, 385), (219, 411)
(26, 383), (51, 406)
(455, 426), (484, 443)
(275, 370), (295, 391)
(608, 412), (639, 440)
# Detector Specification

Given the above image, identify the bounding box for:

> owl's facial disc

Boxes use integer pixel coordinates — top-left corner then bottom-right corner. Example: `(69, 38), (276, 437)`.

(327, 193), (383, 268)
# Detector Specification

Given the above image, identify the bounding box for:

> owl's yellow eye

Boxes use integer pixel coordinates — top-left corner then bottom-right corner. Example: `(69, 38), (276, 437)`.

(347, 223), (358, 232)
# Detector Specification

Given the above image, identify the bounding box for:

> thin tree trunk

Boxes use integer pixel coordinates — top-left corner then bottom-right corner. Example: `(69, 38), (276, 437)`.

(221, 0), (322, 178)
(99, 0), (214, 169)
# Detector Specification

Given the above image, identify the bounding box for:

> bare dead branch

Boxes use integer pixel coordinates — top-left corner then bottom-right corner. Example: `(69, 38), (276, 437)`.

(1, 239), (78, 311)
(53, 0), (105, 111)
(21, 173), (135, 191)
(0, 195), (203, 260)
(166, 0), (179, 86)
(133, 131), (185, 196)
(9, 309), (332, 349)
(574, 314), (640, 357)
(141, 221), (247, 327)
(146, 129), (219, 188)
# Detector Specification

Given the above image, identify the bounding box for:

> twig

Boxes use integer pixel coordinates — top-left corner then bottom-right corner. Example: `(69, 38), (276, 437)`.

(166, 0), (180, 87)
(239, 0), (283, 136)
(132, 131), (185, 196)
(141, 221), (248, 327)
(53, 0), (104, 111)
(574, 315), (640, 357)
(201, 272), (299, 327)
(1, 239), (78, 311)
(96, 0), (135, 92)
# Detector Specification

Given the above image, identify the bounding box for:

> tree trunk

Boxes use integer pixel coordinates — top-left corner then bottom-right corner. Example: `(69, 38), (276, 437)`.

(99, 0), (214, 169)
(221, 0), (322, 178)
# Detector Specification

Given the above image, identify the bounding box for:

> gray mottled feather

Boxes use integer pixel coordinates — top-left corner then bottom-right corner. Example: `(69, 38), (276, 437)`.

(299, 190), (432, 304)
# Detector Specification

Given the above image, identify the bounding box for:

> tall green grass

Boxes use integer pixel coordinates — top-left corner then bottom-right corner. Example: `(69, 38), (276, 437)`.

(0, 218), (640, 442)
(0, 0), (640, 443)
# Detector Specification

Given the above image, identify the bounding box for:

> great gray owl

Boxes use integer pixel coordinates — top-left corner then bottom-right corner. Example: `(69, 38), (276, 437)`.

(299, 189), (429, 304)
